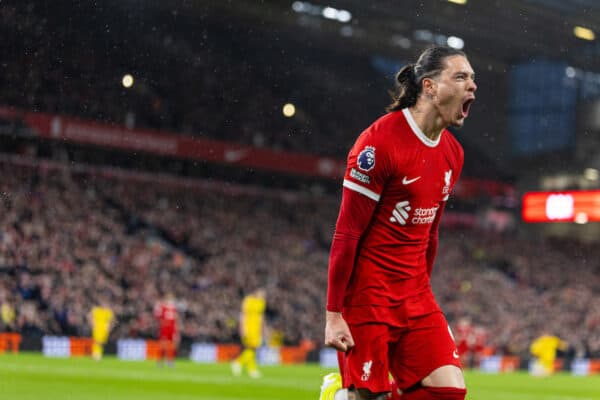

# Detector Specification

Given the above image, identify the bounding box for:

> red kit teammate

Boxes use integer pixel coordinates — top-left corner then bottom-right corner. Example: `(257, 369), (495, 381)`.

(154, 292), (179, 366)
(323, 46), (477, 400)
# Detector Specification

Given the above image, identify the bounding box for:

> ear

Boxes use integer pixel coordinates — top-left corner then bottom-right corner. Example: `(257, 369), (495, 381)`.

(422, 77), (436, 97)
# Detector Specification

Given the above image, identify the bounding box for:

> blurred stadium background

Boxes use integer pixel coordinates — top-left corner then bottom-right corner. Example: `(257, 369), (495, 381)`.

(1, 0), (600, 396)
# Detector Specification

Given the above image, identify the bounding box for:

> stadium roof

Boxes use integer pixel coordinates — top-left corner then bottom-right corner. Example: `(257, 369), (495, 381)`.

(199, 0), (600, 72)
(80, 1), (600, 180)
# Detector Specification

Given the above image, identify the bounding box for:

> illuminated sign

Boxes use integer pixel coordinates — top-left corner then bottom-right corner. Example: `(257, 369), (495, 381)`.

(522, 190), (600, 223)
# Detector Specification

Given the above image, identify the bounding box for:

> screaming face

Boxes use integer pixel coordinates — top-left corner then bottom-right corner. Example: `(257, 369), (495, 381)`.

(429, 55), (477, 128)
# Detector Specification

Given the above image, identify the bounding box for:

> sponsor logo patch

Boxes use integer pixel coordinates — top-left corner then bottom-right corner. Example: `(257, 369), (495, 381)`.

(390, 200), (411, 225)
(350, 168), (371, 184)
(390, 202), (439, 225)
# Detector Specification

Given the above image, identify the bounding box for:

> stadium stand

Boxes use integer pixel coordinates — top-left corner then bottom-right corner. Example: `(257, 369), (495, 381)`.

(1, 156), (599, 361)
(1, 0), (599, 369)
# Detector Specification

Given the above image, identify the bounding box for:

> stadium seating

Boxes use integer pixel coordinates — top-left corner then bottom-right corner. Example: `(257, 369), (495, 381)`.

(0, 157), (599, 361)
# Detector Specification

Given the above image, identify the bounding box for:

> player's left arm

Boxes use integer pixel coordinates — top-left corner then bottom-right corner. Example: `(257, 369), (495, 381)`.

(426, 201), (446, 277)
(108, 310), (117, 333)
(427, 146), (463, 276)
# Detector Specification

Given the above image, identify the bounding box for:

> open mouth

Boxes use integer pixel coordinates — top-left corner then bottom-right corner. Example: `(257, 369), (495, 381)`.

(461, 98), (474, 118)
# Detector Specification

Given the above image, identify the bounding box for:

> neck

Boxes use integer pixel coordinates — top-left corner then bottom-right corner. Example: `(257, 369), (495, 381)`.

(408, 104), (445, 141)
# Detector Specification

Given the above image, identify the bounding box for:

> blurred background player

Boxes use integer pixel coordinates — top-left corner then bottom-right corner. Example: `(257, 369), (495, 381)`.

(154, 292), (180, 367)
(323, 45), (476, 400)
(530, 333), (568, 376)
(231, 288), (267, 378)
(88, 294), (115, 361)
(453, 317), (473, 367)
(0, 290), (16, 332)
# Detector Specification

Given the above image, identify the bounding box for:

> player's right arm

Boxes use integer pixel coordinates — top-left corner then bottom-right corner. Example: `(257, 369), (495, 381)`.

(325, 131), (389, 352)
(325, 188), (379, 352)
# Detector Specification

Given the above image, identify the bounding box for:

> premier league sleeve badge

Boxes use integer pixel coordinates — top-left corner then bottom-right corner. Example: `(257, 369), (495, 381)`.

(357, 146), (376, 171)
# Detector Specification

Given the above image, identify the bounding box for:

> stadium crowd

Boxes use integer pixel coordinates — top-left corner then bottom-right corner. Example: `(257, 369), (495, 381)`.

(0, 159), (334, 348)
(1, 159), (599, 361)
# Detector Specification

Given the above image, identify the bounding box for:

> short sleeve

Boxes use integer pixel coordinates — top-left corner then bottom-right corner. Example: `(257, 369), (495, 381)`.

(342, 132), (391, 202)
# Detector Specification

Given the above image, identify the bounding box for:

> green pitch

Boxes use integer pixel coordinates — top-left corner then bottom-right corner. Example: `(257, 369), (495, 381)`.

(0, 353), (598, 399)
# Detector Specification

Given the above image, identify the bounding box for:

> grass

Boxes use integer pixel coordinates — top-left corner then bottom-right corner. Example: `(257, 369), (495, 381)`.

(0, 353), (599, 399)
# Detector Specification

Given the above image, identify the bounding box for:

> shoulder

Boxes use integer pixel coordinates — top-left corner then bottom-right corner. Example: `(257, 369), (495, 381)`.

(442, 130), (464, 163)
(362, 111), (406, 140)
(351, 112), (406, 157)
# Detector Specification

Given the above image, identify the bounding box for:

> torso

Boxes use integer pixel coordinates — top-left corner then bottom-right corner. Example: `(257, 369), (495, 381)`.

(342, 109), (464, 307)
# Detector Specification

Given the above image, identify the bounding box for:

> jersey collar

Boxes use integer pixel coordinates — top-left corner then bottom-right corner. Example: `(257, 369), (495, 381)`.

(402, 108), (442, 148)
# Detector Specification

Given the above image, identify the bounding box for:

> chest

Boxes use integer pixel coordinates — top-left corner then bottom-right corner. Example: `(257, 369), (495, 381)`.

(387, 150), (455, 206)
(161, 306), (176, 320)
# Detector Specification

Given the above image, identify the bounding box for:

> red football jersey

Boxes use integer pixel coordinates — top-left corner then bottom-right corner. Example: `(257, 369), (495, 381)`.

(154, 301), (178, 331)
(342, 109), (463, 307)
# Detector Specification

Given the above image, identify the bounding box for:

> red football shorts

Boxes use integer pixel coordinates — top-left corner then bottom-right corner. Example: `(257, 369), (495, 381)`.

(338, 311), (461, 393)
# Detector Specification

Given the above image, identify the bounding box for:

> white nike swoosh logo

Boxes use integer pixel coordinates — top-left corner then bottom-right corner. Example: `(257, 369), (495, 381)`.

(453, 350), (460, 359)
(402, 176), (421, 185)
